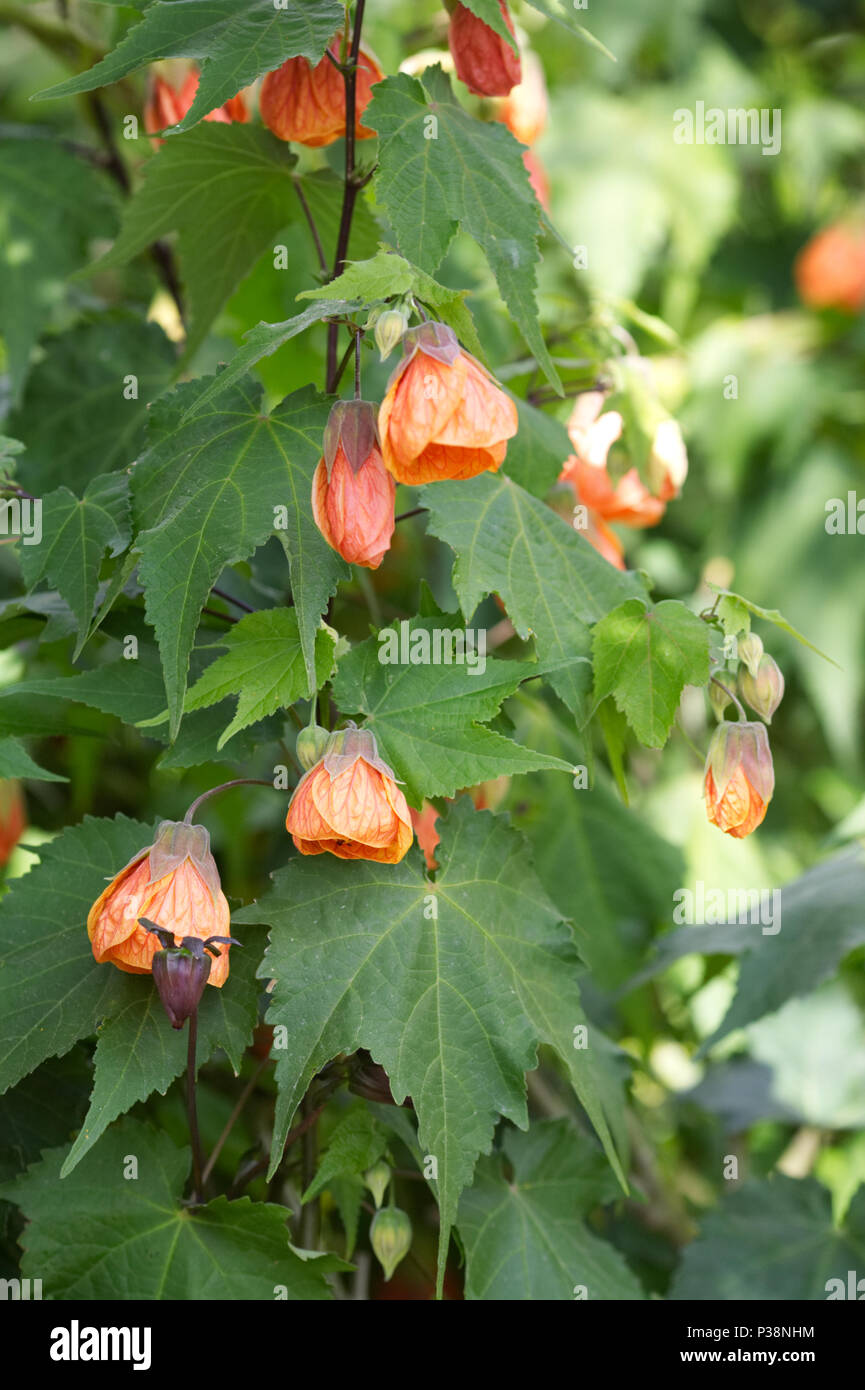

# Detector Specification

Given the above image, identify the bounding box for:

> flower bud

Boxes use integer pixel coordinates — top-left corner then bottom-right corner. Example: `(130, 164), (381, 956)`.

(296, 722), (330, 771)
(739, 654), (785, 724)
(737, 632), (764, 678)
(374, 308), (409, 361)
(370, 1206), (412, 1282)
(704, 720), (774, 838)
(449, 1), (521, 98)
(312, 400), (395, 569)
(364, 1160), (392, 1209)
(144, 924), (241, 1028)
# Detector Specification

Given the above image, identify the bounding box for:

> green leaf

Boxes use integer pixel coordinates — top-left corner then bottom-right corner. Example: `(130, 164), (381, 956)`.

(712, 585), (838, 666)
(421, 473), (645, 720)
(6, 318), (175, 494)
(303, 1104), (387, 1203)
(459, 1120), (644, 1300)
(131, 377), (347, 738)
(591, 599), (711, 748)
(299, 250), (484, 359)
(155, 707), (284, 768)
(512, 772), (683, 989)
(0, 139), (116, 402)
(1, 1119), (335, 1300)
(177, 298), (360, 420)
(235, 799), (628, 1295)
(1, 665), (168, 727)
(59, 929), (264, 1177)
(88, 125), (306, 361)
(0, 816), (154, 1095)
(365, 67), (561, 392)
(19, 473), (131, 656)
(36, 0), (343, 133)
(670, 1177), (865, 1300)
(0, 1052), (91, 1184)
(181, 608), (336, 747)
(503, 398), (572, 498)
(0, 737), (67, 783)
(332, 616), (574, 806)
(703, 845), (865, 1047)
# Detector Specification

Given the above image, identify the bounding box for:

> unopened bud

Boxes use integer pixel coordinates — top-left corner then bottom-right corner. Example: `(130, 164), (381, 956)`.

(704, 720), (774, 838)
(374, 308), (409, 361)
(364, 1160), (391, 1209)
(296, 722), (330, 771)
(143, 921), (241, 1028)
(739, 654), (785, 723)
(738, 632), (764, 678)
(370, 1206), (412, 1281)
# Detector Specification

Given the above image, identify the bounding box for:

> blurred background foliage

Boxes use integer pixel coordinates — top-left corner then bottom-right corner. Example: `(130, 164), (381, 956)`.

(1, 0), (864, 1298)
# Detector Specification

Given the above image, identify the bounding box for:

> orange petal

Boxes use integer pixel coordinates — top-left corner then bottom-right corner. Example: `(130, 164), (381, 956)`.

(381, 353), (468, 475)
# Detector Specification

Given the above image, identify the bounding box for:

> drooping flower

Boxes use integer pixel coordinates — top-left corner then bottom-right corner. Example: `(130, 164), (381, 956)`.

(378, 321), (518, 485)
(499, 49), (548, 145)
(704, 720), (775, 838)
(449, 1), (521, 98)
(312, 400), (396, 569)
(260, 35), (383, 147)
(144, 68), (248, 143)
(87, 820), (232, 984)
(739, 654), (785, 724)
(794, 222), (865, 314)
(560, 391), (688, 531)
(286, 725), (413, 863)
(0, 780), (25, 866)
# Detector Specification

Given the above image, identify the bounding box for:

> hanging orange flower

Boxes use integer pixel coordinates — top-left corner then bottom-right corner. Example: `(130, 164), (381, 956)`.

(499, 50), (548, 145)
(260, 35), (383, 147)
(287, 726), (412, 863)
(87, 821), (232, 984)
(144, 68), (249, 143)
(312, 401), (395, 569)
(794, 222), (865, 313)
(378, 322), (518, 485)
(0, 780), (25, 865)
(704, 721), (775, 839)
(449, 1), (522, 98)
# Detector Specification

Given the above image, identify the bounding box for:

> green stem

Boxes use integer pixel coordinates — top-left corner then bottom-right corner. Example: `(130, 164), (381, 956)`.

(186, 1009), (204, 1203)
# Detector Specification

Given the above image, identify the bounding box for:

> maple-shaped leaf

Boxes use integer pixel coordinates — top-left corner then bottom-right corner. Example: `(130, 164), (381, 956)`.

(235, 799), (627, 1295)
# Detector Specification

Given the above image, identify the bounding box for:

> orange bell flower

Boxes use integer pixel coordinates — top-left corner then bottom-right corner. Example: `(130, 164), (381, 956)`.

(794, 222), (865, 314)
(87, 821), (232, 984)
(560, 391), (688, 528)
(449, 1), (522, 98)
(312, 401), (396, 569)
(704, 720), (775, 839)
(260, 34), (383, 147)
(144, 68), (249, 144)
(0, 780), (25, 866)
(378, 321), (518, 485)
(286, 725), (413, 863)
(499, 50), (548, 146)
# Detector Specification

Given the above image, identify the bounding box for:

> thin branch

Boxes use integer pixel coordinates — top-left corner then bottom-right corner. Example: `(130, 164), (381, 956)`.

(394, 506), (428, 524)
(210, 585), (255, 614)
(202, 1053), (272, 1185)
(325, 0), (367, 392)
(293, 179), (328, 276)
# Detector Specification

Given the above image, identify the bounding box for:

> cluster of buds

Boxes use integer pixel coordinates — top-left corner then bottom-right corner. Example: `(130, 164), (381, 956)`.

(704, 631), (785, 838)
